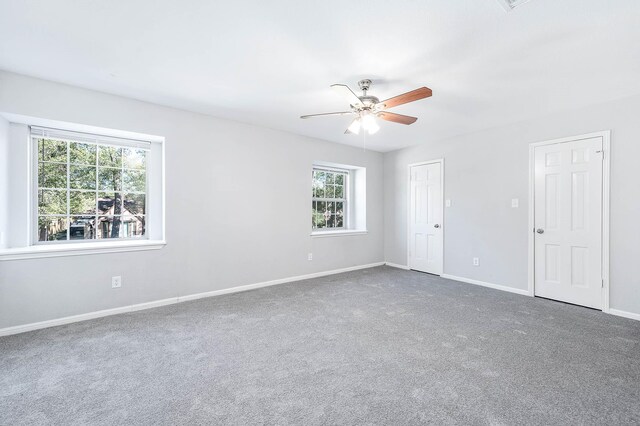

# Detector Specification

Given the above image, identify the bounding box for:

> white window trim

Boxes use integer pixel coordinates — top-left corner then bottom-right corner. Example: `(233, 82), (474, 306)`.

(0, 240), (166, 261)
(310, 229), (368, 238)
(0, 114), (166, 261)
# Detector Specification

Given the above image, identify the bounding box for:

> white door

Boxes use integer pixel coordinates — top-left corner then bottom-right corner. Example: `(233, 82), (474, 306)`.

(534, 137), (603, 309)
(409, 162), (443, 274)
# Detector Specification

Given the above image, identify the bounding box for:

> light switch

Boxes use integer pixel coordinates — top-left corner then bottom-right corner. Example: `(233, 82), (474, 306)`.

(511, 198), (519, 208)
(445, 199), (451, 207)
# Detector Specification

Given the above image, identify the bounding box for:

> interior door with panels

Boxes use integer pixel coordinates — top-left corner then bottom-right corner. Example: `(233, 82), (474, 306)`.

(534, 137), (603, 309)
(409, 162), (443, 275)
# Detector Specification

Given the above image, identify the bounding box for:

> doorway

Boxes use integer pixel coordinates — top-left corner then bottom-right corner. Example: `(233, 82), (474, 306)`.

(408, 160), (444, 275)
(529, 132), (610, 310)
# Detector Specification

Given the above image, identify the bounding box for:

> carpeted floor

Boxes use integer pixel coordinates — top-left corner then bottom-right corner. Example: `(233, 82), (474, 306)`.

(1, 266), (639, 425)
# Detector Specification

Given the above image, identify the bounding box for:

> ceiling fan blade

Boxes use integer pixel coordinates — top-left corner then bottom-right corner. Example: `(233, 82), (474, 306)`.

(331, 84), (363, 107)
(380, 87), (432, 110)
(377, 111), (418, 125)
(300, 111), (354, 119)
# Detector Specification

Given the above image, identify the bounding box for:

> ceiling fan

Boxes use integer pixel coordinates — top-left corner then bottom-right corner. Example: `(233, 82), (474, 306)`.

(300, 79), (432, 135)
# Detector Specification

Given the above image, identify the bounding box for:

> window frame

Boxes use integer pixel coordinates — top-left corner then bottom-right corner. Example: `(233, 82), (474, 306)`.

(30, 134), (149, 246)
(32, 131), (150, 245)
(311, 166), (350, 232)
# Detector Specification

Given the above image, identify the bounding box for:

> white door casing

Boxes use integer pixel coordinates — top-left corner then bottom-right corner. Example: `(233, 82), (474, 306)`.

(533, 136), (605, 309)
(408, 161), (444, 275)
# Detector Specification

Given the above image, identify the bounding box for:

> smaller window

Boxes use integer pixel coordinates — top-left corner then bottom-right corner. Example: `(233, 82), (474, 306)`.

(312, 167), (348, 230)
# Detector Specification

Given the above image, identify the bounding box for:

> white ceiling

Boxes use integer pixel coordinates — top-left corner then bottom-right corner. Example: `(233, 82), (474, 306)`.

(1, 0), (639, 151)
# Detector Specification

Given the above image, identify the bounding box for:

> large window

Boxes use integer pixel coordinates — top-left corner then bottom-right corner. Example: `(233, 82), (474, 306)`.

(34, 127), (148, 243)
(312, 167), (348, 230)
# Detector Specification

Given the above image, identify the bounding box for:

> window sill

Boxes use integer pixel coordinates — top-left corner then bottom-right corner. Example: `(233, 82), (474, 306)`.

(310, 230), (368, 238)
(0, 240), (166, 261)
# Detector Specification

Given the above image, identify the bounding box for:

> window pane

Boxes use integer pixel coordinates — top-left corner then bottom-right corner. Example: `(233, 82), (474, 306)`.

(70, 165), (96, 190)
(123, 193), (145, 215)
(326, 172), (335, 185)
(70, 216), (95, 240)
(123, 169), (146, 192)
(38, 139), (66, 163)
(38, 189), (67, 215)
(39, 163), (67, 188)
(97, 216), (122, 239)
(325, 202), (335, 227)
(38, 216), (68, 241)
(336, 202), (344, 227)
(313, 171), (325, 198)
(335, 173), (344, 185)
(98, 168), (122, 191)
(315, 201), (326, 228)
(123, 148), (146, 170)
(311, 201), (316, 228)
(312, 178), (323, 198)
(325, 184), (335, 199)
(98, 192), (122, 215)
(120, 215), (145, 237)
(70, 191), (96, 215)
(335, 184), (344, 199)
(70, 142), (96, 165)
(98, 146), (122, 168)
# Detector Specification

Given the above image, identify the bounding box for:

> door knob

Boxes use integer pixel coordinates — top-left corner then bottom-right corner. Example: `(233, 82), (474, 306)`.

(536, 228), (544, 234)
(434, 224), (440, 229)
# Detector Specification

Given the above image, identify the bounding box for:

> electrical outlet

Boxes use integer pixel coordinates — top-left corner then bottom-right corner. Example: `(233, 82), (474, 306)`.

(308, 253), (313, 261)
(111, 276), (122, 288)
(511, 198), (519, 208)
(473, 258), (480, 266)
(445, 199), (452, 207)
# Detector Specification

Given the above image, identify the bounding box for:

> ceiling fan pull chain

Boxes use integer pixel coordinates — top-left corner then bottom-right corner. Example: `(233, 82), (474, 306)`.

(363, 129), (366, 151)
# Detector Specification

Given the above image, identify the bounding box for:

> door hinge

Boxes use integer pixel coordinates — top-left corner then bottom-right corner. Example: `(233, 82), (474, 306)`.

(601, 278), (605, 288)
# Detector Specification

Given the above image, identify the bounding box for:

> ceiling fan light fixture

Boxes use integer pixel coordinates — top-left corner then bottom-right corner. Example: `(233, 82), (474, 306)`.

(362, 114), (380, 135)
(347, 118), (361, 135)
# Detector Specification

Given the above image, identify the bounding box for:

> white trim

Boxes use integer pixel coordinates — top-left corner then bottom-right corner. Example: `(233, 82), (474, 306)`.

(310, 230), (367, 238)
(385, 262), (410, 270)
(0, 262), (385, 336)
(441, 274), (530, 296)
(407, 159), (445, 274)
(527, 131), (611, 310)
(0, 240), (166, 261)
(609, 309), (640, 322)
(0, 112), (164, 143)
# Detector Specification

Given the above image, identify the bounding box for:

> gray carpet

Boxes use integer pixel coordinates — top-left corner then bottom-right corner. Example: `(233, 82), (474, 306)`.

(1, 266), (639, 425)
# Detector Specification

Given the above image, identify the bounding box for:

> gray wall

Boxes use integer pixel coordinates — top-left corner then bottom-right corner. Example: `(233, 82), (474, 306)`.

(0, 115), (8, 249)
(384, 94), (640, 316)
(0, 71), (384, 329)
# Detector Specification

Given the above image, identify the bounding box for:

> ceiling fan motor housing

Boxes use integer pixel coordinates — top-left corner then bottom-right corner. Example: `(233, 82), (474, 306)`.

(358, 79), (372, 93)
(355, 79), (380, 109)
(357, 96), (380, 107)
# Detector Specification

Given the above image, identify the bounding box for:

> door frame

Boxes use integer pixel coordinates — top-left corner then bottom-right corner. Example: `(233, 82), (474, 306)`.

(527, 131), (610, 312)
(407, 159), (445, 274)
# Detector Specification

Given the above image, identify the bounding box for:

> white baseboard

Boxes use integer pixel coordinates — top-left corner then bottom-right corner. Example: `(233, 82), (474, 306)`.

(385, 262), (410, 270)
(441, 274), (530, 296)
(609, 309), (640, 322)
(0, 262), (385, 337)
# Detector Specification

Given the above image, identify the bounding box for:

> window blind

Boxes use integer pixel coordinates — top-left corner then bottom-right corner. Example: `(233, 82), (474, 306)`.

(30, 126), (151, 150)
